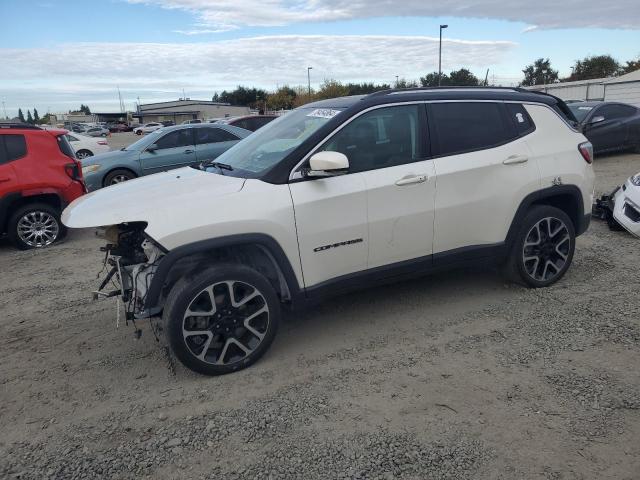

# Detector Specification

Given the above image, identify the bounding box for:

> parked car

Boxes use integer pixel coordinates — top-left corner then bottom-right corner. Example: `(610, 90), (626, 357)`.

(69, 124), (88, 134)
(108, 123), (133, 133)
(79, 123), (250, 190)
(182, 119), (202, 124)
(161, 121), (175, 127)
(215, 115), (277, 132)
(63, 88), (595, 375)
(1, 123), (84, 249)
(65, 133), (110, 159)
(134, 123), (163, 135)
(568, 101), (640, 155)
(84, 126), (110, 137)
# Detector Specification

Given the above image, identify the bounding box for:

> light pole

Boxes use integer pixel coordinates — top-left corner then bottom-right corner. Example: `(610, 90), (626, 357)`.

(1, 101), (6, 119)
(395, 75), (399, 87)
(307, 66), (313, 96)
(438, 24), (448, 86)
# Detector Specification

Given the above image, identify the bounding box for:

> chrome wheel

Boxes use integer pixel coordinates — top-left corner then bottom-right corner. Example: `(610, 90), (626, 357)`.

(522, 217), (571, 282)
(76, 150), (92, 159)
(182, 280), (269, 366)
(17, 211), (59, 248)
(109, 174), (130, 184)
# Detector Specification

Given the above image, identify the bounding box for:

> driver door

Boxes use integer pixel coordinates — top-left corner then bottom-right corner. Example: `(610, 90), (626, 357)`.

(140, 128), (196, 175)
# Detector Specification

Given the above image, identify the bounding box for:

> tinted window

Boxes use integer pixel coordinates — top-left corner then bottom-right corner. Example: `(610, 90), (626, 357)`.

(233, 119), (251, 131)
(66, 134), (79, 142)
(320, 104), (420, 173)
(57, 134), (75, 159)
(2, 134), (27, 162)
(506, 103), (535, 136)
(569, 105), (594, 122)
(195, 127), (239, 144)
(154, 129), (194, 150)
(598, 104), (637, 120)
(430, 102), (513, 156)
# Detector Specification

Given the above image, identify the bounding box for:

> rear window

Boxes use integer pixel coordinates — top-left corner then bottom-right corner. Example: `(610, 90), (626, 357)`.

(57, 134), (76, 159)
(430, 102), (514, 156)
(195, 127), (239, 144)
(2, 134), (28, 162)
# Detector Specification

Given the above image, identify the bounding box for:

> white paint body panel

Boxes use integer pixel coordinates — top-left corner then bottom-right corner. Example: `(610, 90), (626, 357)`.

(524, 104), (595, 215)
(67, 133), (110, 156)
(613, 176), (640, 238)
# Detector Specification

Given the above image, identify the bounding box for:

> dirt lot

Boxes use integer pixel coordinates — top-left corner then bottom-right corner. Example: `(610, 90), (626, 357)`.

(1, 153), (639, 480)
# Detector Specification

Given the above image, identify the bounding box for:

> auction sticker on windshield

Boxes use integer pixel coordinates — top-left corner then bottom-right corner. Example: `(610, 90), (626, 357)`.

(307, 109), (341, 119)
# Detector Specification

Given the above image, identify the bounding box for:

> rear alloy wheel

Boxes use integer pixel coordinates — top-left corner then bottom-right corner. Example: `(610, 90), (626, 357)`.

(104, 169), (136, 186)
(505, 205), (575, 288)
(75, 149), (93, 159)
(7, 203), (66, 250)
(164, 264), (280, 375)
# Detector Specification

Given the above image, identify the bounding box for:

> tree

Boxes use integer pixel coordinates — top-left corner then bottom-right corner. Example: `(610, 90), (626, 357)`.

(521, 58), (559, 86)
(79, 104), (91, 115)
(448, 68), (480, 86)
(622, 57), (640, 74)
(266, 86), (297, 110)
(39, 112), (52, 125)
(18, 108), (25, 123)
(33, 108), (40, 124)
(316, 79), (349, 100)
(26, 110), (34, 124)
(344, 82), (391, 95)
(395, 78), (419, 88)
(219, 86), (268, 107)
(568, 55), (620, 81)
(420, 72), (447, 87)
(211, 92), (221, 102)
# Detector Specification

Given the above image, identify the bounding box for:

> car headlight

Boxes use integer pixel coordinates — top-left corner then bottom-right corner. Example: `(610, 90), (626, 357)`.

(630, 172), (640, 187)
(82, 164), (101, 175)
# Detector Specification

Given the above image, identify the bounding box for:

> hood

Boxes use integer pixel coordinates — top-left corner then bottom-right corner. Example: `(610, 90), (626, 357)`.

(80, 149), (133, 166)
(62, 167), (245, 234)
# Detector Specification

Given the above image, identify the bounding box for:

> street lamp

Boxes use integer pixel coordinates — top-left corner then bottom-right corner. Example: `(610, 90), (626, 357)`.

(438, 24), (448, 87)
(307, 66), (313, 96)
(395, 75), (399, 87)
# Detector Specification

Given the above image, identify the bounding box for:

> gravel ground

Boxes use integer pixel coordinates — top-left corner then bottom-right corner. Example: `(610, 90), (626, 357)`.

(1, 152), (639, 480)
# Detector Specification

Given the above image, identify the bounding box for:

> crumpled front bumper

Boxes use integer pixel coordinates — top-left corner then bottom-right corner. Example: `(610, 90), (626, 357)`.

(612, 178), (640, 238)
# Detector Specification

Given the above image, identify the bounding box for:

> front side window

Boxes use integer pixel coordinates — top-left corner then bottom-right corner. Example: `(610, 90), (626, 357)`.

(430, 102), (513, 156)
(597, 104), (637, 120)
(319, 104), (420, 173)
(195, 127), (238, 144)
(154, 129), (194, 150)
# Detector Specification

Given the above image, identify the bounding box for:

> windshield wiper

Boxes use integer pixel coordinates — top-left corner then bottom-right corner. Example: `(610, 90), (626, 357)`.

(201, 160), (234, 173)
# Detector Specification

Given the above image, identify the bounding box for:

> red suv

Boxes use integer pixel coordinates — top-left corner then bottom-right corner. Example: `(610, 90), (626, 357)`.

(0, 124), (85, 249)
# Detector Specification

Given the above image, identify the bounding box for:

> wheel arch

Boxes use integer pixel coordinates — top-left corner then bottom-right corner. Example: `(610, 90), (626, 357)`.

(143, 234), (303, 317)
(506, 185), (586, 250)
(102, 166), (138, 186)
(0, 192), (63, 233)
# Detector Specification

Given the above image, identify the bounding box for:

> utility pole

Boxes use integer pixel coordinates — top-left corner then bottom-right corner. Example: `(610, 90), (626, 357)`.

(307, 66), (313, 96)
(1, 101), (6, 119)
(438, 24), (448, 86)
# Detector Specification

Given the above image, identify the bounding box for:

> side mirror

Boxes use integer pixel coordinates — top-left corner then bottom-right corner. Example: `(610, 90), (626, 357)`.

(307, 151), (349, 177)
(590, 115), (605, 125)
(146, 143), (158, 153)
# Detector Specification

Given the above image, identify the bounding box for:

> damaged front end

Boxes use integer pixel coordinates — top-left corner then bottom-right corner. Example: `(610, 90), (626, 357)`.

(94, 223), (166, 322)
(592, 172), (640, 239)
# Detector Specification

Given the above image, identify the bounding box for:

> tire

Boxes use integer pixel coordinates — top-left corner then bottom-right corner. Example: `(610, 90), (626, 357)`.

(504, 205), (575, 288)
(7, 203), (66, 250)
(75, 149), (93, 159)
(104, 169), (136, 186)
(164, 264), (280, 376)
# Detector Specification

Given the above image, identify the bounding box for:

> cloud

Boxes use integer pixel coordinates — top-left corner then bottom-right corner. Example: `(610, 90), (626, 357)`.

(126, 0), (640, 31)
(0, 35), (515, 112)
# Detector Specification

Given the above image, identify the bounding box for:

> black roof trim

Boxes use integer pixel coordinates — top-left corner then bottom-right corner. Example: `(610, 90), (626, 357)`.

(0, 123), (43, 130)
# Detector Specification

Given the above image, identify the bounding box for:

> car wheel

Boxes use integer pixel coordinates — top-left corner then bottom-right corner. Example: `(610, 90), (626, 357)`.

(75, 149), (93, 159)
(135, 130), (142, 135)
(504, 205), (575, 288)
(7, 203), (66, 250)
(104, 169), (136, 186)
(164, 264), (280, 376)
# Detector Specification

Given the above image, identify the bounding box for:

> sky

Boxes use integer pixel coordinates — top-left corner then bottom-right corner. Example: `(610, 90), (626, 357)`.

(0, 0), (638, 116)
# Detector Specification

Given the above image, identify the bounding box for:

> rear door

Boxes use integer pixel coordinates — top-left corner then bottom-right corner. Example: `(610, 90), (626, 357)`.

(428, 101), (540, 257)
(139, 128), (196, 174)
(0, 135), (21, 196)
(194, 127), (241, 163)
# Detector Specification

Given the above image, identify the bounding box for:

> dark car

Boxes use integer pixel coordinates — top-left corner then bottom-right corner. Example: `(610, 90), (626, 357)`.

(215, 115), (277, 132)
(108, 123), (133, 133)
(568, 101), (640, 155)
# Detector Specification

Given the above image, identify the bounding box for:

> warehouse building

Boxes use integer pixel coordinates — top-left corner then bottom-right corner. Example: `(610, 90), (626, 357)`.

(133, 99), (250, 124)
(525, 69), (640, 106)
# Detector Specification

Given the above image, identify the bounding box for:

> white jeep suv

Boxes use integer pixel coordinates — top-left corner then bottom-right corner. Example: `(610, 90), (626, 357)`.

(63, 88), (595, 375)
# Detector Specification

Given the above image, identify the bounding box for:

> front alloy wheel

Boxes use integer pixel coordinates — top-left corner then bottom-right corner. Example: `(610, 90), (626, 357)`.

(165, 264), (280, 375)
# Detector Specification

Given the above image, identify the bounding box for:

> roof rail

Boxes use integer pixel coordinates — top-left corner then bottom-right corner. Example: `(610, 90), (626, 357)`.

(0, 123), (43, 130)
(367, 86), (524, 98)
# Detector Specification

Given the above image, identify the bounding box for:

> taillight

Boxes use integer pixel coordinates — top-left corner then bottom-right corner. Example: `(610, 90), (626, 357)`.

(578, 142), (593, 164)
(97, 140), (108, 145)
(65, 162), (83, 181)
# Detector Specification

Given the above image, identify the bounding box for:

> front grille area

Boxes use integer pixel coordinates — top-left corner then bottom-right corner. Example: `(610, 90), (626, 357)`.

(624, 202), (640, 223)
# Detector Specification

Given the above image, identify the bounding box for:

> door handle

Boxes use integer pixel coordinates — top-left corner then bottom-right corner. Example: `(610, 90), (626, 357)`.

(503, 154), (528, 165)
(395, 174), (427, 186)
(184, 149), (194, 154)
(0, 177), (11, 183)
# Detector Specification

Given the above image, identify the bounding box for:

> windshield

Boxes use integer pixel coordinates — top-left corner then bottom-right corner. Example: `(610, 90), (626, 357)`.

(206, 107), (342, 177)
(568, 105), (594, 122)
(124, 128), (166, 150)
